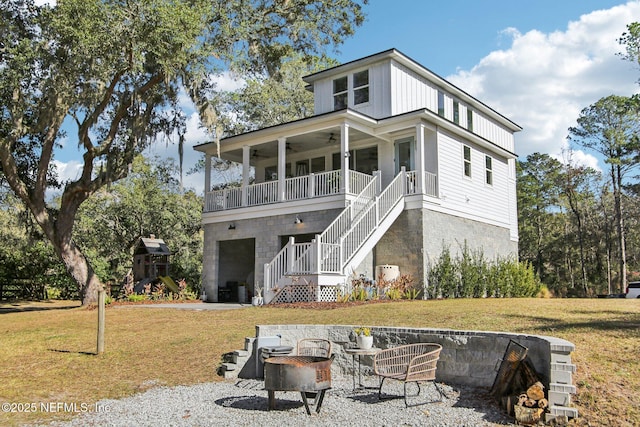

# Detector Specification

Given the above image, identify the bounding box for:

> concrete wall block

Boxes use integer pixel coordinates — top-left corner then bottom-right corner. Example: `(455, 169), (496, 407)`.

(548, 390), (571, 406)
(551, 362), (576, 373)
(550, 369), (573, 385)
(456, 349), (491, 364)
(438, 361), (470, 377)
(551, 352), (572, 365)
(244, 337), (255, 351)
(549, 405), (578, 419)
(549, 383), (576, 394)
(548, 339), (575, 353)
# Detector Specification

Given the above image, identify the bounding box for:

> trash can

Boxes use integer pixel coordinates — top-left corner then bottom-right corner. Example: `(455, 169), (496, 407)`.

(261, 345), (294, 362)
(256, 344), (293, 378)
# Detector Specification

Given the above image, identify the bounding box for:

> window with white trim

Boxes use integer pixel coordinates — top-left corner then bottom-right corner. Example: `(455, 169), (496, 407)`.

(333, 76), (348, 110)
(467, 109), (473, 132)
(463, 145), (472, 178)
(353, 70), (369, 105)
(453, 100), (460, 124)
(437, 91), (445, 117)
(485, 155), (493, 185)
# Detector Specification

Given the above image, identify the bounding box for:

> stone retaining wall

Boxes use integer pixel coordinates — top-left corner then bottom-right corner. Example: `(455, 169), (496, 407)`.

(234, 324), (577, 419)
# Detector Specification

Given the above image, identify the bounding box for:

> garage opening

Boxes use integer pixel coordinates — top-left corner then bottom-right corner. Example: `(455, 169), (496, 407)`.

(218, 238), (255, 302)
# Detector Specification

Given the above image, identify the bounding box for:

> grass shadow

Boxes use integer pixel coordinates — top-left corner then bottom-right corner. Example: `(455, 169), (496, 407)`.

(0, 303), (80, 314)
(503, 312), (640, 332)
(48, 348), (99, 356)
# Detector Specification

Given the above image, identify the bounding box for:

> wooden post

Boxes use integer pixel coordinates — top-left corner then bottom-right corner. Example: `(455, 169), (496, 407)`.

(97, 289), (105, 354)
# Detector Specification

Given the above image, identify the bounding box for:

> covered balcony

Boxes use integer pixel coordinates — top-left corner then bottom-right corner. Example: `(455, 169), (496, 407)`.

(204, 169), (438, 212)
(195, 110), (441, 215)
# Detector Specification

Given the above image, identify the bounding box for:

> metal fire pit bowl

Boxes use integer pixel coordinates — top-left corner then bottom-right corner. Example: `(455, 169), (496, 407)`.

(264, 355), (333, 415)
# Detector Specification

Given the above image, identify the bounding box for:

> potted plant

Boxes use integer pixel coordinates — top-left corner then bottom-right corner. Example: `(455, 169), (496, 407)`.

(252, 284), (264, 306)
(354, 326), (373, 349)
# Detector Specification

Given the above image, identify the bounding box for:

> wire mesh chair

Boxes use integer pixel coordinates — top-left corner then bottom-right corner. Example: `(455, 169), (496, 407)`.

(297, 338), (332, 358)
(373, 343), (444, 407)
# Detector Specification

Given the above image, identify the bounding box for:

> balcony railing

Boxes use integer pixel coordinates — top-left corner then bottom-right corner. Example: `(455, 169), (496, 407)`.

(204, 169), (437, 212)
(205, 170), (372, 212)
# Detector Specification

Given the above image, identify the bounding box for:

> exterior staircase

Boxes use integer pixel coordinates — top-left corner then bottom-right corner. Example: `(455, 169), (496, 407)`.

(264, 169), (413, 303)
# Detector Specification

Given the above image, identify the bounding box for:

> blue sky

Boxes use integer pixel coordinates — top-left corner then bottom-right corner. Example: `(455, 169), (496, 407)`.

(336, 0), (631, 76)
(53, 1), (640, 193)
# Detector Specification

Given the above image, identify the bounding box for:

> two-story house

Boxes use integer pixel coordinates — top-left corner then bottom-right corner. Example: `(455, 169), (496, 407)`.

(194, 49), (521, 304)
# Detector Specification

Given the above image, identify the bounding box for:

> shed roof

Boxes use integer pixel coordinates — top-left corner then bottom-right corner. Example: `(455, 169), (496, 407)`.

(136, 237), (171, 255)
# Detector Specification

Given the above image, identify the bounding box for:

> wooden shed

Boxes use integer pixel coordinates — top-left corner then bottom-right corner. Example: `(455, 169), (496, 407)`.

(133, 235), (171, 282)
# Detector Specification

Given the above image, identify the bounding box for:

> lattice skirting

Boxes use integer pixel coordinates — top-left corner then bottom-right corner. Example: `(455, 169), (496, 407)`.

(271, 284), (338, 304)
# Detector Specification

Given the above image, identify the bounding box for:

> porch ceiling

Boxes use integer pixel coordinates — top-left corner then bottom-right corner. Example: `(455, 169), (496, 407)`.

(223, 126), (373, 164)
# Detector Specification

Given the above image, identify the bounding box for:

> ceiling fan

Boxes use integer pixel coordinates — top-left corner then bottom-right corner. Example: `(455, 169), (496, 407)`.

(286, 142), (299, 152)
(251, 149), (268, 159)
(326, 132), (337, 145)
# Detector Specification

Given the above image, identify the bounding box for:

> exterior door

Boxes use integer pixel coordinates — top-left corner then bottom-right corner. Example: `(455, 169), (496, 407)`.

(395, 137), (414, 173)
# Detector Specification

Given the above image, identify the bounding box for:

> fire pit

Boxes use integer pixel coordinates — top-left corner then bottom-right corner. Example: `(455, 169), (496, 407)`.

(264, 355), (333, 415)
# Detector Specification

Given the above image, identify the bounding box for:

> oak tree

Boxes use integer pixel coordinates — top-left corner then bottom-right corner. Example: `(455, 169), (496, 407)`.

(0, 0), (367, 304)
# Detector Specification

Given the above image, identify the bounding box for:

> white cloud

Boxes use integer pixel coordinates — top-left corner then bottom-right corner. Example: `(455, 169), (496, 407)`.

(447, 1), (640, 166)
(210, 71), (246, 92)
(558, 149), (602, 173)
(52, 159), (83, 183)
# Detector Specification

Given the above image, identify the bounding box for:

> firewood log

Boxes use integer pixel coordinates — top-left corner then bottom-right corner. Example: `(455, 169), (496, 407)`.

(526, 381), (545, 401)
(538, 398), (548, 409)
(518, 393), (528, 406)
(524, 398), (537, 407)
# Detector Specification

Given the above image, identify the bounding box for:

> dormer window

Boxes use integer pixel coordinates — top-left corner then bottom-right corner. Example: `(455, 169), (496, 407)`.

(333, 76), (348, 110)
(353, 70), (369, 105)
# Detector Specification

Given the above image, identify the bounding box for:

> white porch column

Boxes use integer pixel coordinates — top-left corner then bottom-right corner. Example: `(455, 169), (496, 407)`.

(242, 145), (250, 206)
(415, 123), (425, 194)
(204, 153), (211, 193)
(277, 137), (287, 201)
(340, 123), (350, 194)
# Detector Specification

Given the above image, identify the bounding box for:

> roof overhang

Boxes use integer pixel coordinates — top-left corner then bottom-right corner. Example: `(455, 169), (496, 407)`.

(194, 106), (516, 163)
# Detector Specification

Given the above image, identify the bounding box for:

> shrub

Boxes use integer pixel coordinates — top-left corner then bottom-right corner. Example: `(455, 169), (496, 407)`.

(427, 245), (457, 299)
(427, 246), (541, 299)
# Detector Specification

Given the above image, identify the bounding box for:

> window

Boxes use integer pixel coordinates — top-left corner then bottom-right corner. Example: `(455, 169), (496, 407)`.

(353, 70), (369, 105)
(467, 109), (473, 132)
(485, 155), (493, 185)
(453, 100), (460, 124)
(265, 165), (277, 181)
(331, 147), (377, 174)
(311, 156), (325, 173)
(333, 76), (348, 110)
(463, 145), (472, 178)
(437, 91), (445, 117)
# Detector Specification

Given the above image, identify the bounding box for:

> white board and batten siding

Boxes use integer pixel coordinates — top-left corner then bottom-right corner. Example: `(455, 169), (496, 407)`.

(389, 60), (516, 153)
(312, 62), (391, 118)
(471, 111), (515, 153)
(437, 132), (511, 228)
(389, 60), (438, 115)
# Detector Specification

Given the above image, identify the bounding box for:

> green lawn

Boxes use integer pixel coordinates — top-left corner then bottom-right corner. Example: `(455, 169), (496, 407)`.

(0, 298), (638, 426)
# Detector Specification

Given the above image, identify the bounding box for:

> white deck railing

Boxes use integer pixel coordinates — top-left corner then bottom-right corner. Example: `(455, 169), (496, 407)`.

(404, 171), (438, 197)
(206, 169), (359, 212)
(320, 170), (406, 273)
